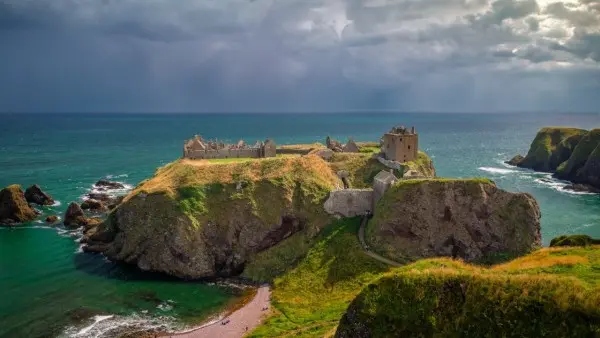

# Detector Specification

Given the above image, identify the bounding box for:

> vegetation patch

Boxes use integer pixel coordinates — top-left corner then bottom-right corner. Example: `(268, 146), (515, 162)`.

(249, 218), (389, 337)
(336, 247), (600, 337)
(550, 234), (600, 247)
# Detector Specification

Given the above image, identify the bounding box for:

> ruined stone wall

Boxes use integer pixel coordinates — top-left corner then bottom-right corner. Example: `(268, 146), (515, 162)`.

(185, 148), (262, 159)
(324, 189), (374, 217)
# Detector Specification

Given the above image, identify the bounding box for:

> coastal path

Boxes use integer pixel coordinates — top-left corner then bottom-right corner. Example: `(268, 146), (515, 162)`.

(358, 216), (403, 267)
(168, 285), (271, 338)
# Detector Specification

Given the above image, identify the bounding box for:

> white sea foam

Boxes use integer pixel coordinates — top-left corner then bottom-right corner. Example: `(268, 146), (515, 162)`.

(51, 200), (62, 207)
(75, 315), (114, 336)
(64, 313), (178, 338)
(532, 176), (597, 196)
(478, 167), (518, 175)
(106, 174), (129, 179)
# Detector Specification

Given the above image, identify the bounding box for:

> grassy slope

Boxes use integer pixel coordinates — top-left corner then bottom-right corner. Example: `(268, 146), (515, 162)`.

(329, 153), (390, 188)
(401, 151), (436, 177)
(556, 129), (600, 178)
(249, 218), (389, 338)
(520, 127), (588, 171)
(337, 247), (600, 337)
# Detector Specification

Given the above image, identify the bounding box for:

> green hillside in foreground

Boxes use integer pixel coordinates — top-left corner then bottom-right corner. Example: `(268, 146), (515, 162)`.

(250, 217), (600, 337)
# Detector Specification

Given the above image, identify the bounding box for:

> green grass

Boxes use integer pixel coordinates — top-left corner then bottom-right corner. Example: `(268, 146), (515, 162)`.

(329, 153), (389, 188)
(400, 151), (435, 177)
(249, 218), (389, 337)
(556, 129), (600, 178)
(336, 247), (600, 337)
(550, 234), (600, 248)
(520, 127), (588, 172)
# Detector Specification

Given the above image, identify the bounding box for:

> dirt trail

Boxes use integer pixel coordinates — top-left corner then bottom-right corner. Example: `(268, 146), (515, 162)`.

(358, 217), (403, 267)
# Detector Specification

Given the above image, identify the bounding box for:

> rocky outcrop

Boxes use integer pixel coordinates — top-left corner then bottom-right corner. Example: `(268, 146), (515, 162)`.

(45, 215), (58, 223)
(64, 202), (87, 229)
(510, 127), (600, 190)
(0, 185), (37, 225)
(93, 156), (338, 279)
(24, 185), (55, 206)
(95, 180), (125, 190)
(550, 234), (600, 247)
(368, 179), (541, 262)
(324, 189), (373, 217)
(81, 199), (107, 212)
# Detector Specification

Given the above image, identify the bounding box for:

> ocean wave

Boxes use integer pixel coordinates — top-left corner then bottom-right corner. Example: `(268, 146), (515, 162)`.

(63, 313), (178, 338)
(478, 167), (518, 175)
(105, 174), (129, 179)
(533, 176), (597, 196)
(51, 200), (62, 207)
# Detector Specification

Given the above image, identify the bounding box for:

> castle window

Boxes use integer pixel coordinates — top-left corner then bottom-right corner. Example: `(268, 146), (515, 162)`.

(408, 145), (411, 150)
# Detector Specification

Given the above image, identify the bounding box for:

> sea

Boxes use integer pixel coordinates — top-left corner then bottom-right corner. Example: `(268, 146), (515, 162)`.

(1, 112), (599, 338)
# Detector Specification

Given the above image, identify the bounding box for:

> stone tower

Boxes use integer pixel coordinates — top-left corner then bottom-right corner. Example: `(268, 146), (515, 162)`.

(382, 126), (418, 162)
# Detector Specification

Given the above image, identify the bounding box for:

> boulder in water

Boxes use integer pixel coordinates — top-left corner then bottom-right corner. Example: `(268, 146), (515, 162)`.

(95, 180), (125, 190)
(506, 154), (524, 166)
(563, 183), (600, 194)
(87, 193), (113, 202)
(64, 202), (87, 229)
(0, 185), (37, 225)
(45, 215), (59, 223)
(24, 185), (55, 206)
(81, 199), (107, 211)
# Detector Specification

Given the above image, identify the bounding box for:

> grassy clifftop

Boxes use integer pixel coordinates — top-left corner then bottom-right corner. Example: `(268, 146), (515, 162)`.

(336, 247), (600, 337)
(517, 127), (587, 172)
(101, 155), (340, 279)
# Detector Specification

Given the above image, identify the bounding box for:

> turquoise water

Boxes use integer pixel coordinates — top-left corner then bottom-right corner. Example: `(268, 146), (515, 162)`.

(1, 112), (600, 337)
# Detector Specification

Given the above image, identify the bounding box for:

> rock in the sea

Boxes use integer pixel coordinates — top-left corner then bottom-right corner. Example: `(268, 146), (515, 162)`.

(95, 180), (125, 189)
(87, 193), (113, 202)
(0, 185), (37, 225)
(81, 199), (107, 211)
(368, 179), (541, 262)
(506, 154), (524, 166)
(45, 215), (59, 223)
(563, 183), (600, 194)
(24, 184), (55, 206)
(64, 202), (87, 229)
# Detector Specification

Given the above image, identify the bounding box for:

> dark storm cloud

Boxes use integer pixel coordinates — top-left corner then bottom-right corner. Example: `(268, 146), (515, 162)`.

(0, 0), (599, 112)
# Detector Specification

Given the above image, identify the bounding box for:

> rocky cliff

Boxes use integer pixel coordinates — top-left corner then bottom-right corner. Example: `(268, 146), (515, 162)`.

(86, 156), (338, 279)
(509, 127), (600, 190)
(367, 179), (541, 263)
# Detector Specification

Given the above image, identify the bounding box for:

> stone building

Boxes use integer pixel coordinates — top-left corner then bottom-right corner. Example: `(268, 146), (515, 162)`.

(183, 135), (276, 159)
(382, 126), (418, 162)
(326, 136), (360, 153)
(373, 169), (398, 208)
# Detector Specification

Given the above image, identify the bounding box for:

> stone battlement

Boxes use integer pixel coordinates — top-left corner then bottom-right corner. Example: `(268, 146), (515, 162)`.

(183, 135), (276, 159)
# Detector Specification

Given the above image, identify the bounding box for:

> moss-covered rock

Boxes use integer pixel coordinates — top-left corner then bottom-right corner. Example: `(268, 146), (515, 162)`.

(367, 179), (541, 263)
(96, 156), (338, 279)
(0, 185), (37, 225)
(550, 234), (600, 247)
(513, 127), (600, 189)
(336, 265), (600, 338)
(517, 127), (587, 172)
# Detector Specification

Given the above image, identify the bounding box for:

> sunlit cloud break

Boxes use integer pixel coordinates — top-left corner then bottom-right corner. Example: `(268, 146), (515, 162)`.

(0, 0), (599, 112)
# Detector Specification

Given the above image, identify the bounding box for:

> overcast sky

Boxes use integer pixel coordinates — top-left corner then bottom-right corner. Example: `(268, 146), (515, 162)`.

(0, 0), (599, 113)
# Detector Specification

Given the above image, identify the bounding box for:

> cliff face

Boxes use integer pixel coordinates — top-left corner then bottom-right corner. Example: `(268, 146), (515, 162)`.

(367, 179), (541, 263)
(510, 127), (600, 189)
(88, 156), (337, 279)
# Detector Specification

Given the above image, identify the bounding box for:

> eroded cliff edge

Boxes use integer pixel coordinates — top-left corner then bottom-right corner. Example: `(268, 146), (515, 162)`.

(85, 156), (338, 279)
(509, 127), (600, 191)
(367, 179), (541, 263)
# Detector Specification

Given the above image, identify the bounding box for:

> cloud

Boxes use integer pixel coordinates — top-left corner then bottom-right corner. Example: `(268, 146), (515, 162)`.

(0, 0), (599, 112)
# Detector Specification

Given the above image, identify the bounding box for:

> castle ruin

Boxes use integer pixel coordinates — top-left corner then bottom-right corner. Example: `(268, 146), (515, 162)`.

(326, 136), (360, 153)
(183, 135), (276, 160)
(382, 126), (418, 162)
